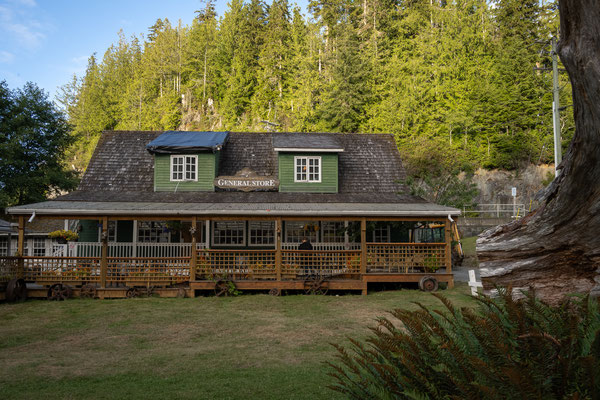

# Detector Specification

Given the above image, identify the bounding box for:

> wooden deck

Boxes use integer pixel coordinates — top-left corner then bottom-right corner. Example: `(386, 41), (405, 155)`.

(0, 239), (453, 299)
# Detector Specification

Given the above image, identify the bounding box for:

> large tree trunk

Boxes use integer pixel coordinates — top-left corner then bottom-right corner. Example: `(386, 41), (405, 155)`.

(477, 0), (600, 304)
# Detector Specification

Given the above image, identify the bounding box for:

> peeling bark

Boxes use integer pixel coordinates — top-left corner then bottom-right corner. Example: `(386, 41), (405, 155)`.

(477, 0), (600, 304)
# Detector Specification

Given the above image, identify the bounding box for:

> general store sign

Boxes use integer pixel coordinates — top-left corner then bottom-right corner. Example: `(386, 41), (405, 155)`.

(214, 168), (279, 192)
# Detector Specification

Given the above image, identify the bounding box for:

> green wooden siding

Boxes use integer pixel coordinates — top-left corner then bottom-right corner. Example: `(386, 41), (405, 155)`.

(154, 153), (216, 192)
(79, 220), (99, 242)
(278, 153), (338, 193)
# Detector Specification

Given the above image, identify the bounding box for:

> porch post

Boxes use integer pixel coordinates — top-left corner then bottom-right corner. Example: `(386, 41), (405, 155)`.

(360, 218), (367, 295)
(132, 220), (138, 257)
(205, 219), (210, 249)
(17, 215), (25, 278)
(445, 217), (454, 289)
(190, 216), (197, 281)
(100, 216), (108, 289)
(276, 217), (282, 281)
(17, 215), (25, 255)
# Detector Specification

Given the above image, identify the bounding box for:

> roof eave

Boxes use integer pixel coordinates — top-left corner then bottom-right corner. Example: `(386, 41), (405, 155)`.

(7, 207), (461, 218)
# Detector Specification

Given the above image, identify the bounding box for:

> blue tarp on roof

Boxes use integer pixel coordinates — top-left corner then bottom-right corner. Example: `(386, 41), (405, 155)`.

(146, 131), (228, 154)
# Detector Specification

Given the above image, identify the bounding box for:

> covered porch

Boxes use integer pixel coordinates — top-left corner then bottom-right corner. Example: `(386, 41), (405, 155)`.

(1, 214), (456, 299)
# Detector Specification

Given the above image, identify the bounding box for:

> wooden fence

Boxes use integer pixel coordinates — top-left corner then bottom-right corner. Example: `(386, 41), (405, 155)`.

(0, 242), (450, 287)
(366, 243), (447, 273)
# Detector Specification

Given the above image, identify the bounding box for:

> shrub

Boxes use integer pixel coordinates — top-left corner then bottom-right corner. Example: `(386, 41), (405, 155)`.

(328, 289), (600, 399)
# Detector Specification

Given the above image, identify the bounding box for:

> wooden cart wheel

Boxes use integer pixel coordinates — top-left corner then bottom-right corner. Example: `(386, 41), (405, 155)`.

(419, 276), (439, 292)
(126, 287), (139, 298)
(144, 286), (155, 297)
(80, 283), (97, 299)
(6, 278), (27, 302)
(214, 280), (233, 297)
(47, 283), (72, 301)
(176, 287), (186, 298)
(269, 287), (281, 296)
(304, 276), (329, 295)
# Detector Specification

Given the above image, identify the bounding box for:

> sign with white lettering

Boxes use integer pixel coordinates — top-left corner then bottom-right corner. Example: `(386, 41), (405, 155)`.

(214, 168), (279, 192)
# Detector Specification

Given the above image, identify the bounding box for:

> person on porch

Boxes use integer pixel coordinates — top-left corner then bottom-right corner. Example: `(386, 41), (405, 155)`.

(299, 237), (313, 275)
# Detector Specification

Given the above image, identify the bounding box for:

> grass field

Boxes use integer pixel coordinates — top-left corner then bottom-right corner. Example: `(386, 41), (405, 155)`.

(0, 285), (475, 399)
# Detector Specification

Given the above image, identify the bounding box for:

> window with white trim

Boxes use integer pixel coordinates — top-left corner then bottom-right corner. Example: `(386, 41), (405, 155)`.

(212, 221), (245, 246)
(0, 237), (8, 256)
(249, 221), (275, 246)
(138, 221), (170, 243)
(321, 222), (345, 243)
(171, 155), (197, 181)
(373, 225), (391, 243)
(294, 156), (321, 183)
(33, 238), (46, 256)
(284, 221), (318, 243)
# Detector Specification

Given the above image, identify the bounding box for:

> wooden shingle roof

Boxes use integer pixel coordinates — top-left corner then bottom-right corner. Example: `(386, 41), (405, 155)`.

(77, 131), (408, 197)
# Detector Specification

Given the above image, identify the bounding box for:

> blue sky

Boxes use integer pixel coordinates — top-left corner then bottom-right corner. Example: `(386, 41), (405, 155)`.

(1, 0), (307, 103)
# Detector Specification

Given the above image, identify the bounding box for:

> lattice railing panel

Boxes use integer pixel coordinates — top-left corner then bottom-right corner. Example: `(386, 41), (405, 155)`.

(106, 257), (190, 285)
(0, 257), (19, 283)
(22, 257), (101, 283)
(196, 250), (277, 281)
(366, 243), (447, 273)
(281, 250), (361, 280)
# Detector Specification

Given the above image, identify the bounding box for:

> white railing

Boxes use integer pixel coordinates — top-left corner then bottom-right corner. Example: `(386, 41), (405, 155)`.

(462, 203), (526, 219)
(52, 242), (192, 258)
(281, 242), (361, 250)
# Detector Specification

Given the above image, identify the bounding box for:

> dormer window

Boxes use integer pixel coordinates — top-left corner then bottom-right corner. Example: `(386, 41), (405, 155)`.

(295, 156), (321, 183)
(171, 155), (197, 181)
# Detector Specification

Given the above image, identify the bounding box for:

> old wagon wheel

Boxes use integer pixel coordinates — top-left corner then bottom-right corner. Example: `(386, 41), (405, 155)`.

(268, 287), (281, 297)
(80, 283), (97, 299)
(304, 275), (329, 295)
(144, 286), (155, 297)
(418, 276), (439, 292)
(6, 278), (27, 302)
(47, 283), (72, 301)
(126, 287), (139, 298)
(214, 280), (234, 297)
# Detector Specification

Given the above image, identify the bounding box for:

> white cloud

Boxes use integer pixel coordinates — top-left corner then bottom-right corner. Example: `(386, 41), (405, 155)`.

(0, 50), (15, 63)
(0, 1), (48, 49)
(9, 0), (37, 7)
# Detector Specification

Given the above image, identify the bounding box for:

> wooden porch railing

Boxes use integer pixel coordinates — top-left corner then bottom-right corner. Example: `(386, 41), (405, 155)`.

(21, 256), (102, 283)
(366, 243), (448, 273)
(196, 249), (277, 280)
(106, 257), (190, 285)
(0, 257), (19, 283)
(281, 250), (361, 280)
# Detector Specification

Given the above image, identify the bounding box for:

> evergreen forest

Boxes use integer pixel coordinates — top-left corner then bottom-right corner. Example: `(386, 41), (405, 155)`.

(57, 0), (572, 178)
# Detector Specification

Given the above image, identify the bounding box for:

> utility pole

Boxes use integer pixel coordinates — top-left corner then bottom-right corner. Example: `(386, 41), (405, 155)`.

(552, 37), (562, 177)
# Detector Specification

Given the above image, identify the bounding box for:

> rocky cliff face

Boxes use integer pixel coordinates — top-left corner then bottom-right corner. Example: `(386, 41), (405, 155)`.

(469, 164), (555, 208)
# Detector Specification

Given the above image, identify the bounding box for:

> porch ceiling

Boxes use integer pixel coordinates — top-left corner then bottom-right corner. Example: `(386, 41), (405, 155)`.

(7, 200), (460, 217)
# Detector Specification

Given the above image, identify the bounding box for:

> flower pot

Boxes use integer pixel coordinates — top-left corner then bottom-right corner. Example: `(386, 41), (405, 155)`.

(57, 237), (67, 244)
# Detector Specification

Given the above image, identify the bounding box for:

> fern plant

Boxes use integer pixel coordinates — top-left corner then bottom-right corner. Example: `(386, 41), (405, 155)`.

(328, 289), (600, 399)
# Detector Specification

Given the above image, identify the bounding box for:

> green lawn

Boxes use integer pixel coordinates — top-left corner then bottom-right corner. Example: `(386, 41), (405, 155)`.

(0, 285), (475, 399)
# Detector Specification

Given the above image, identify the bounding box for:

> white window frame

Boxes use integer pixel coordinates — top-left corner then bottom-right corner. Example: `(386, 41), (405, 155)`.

(0, 237), (8, 256)
(170, 155), (198, 182)
(372, 225), (391, 243)
(138, 221), (170, 243)
(294, 156), (321, 183)
(321, 222), (345, 243)
(248, 221), (275, 247)
(284, 221), (319, 243)
(32, 237), (46, 257)
(211, 221), (246, 247)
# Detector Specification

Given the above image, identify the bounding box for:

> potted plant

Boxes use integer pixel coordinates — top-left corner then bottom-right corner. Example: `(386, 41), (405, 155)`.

(48, 229), (79, 244)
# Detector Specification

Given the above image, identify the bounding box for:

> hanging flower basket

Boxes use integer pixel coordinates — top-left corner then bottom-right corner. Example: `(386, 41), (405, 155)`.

(49, 229), (79, 243)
